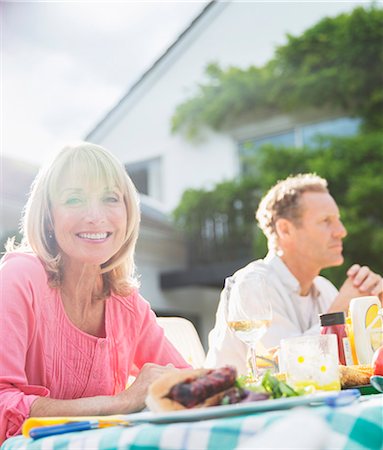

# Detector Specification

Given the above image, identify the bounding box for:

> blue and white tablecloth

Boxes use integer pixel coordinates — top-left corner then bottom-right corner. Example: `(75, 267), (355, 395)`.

(2, 394), (382, 450)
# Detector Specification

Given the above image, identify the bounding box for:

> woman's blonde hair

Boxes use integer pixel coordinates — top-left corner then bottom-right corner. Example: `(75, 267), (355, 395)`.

(13, 142), (140, 296)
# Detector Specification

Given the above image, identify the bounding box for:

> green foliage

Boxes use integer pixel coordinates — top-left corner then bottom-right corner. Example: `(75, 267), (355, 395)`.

(171, 64), (277, 140)
(173, 132), (383, 287)
(172, 5), (383, 137)
(172, 4), (382, 286)
(173, 178), (264, 263)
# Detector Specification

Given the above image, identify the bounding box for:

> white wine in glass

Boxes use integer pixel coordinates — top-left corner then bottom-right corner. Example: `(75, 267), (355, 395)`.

(225, 274), (272, 380)
(227, 319), (271, 346)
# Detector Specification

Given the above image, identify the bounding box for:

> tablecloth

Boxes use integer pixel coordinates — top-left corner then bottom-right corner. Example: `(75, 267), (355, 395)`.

(2, 394), (382, 450)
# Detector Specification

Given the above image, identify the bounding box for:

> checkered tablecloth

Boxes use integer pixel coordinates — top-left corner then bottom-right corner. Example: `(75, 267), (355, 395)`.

(2, 395), (382, 450)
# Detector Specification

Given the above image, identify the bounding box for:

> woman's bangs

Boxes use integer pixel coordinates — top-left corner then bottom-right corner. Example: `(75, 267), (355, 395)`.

(49, 148), (125, 198)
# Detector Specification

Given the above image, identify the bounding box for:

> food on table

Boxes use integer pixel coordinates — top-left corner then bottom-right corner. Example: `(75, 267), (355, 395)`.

(274, 372), (287, 382)
(146, 366), (266, 411)
(240, 371), (300, 399)
(165, 366), (237, 408)
(146, 366), (301, 412)
(339, 364), (373, 387)
(371, 346), (383, 376)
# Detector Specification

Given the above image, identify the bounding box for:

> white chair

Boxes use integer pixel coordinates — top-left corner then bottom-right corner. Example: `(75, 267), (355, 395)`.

(157, 316), (206, 368)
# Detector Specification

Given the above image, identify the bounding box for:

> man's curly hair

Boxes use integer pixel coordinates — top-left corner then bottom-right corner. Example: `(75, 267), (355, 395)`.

(256, 173), (328, 251)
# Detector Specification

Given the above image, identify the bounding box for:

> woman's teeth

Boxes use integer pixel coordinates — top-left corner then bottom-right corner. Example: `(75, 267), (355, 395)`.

(77, 232), (108, 240)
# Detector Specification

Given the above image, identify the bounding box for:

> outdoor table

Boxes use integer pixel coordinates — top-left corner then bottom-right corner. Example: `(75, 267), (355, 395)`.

(2, 394), (382, 450)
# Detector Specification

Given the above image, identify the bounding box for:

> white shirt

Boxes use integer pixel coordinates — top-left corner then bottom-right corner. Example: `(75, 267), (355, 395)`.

(205, 252), (338, 375)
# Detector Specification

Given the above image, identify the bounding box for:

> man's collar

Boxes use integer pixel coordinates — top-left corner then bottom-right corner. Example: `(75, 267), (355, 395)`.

(264, 252), (320, 297)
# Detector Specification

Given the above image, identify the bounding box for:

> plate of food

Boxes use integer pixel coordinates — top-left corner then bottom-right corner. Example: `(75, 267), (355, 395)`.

(121, 366), (360, 424)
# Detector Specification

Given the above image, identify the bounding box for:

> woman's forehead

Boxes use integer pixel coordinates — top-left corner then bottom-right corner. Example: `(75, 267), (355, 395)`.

(51, 167), (121, 194)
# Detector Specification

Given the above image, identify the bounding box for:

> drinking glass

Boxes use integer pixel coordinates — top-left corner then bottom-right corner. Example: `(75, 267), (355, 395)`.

(280, 335), (341, 391)
(225, 274), (273, 380)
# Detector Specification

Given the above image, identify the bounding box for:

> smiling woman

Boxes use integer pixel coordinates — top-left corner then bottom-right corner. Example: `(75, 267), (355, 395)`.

(23, 143), (139, 294)
(0, 142), (190, 444)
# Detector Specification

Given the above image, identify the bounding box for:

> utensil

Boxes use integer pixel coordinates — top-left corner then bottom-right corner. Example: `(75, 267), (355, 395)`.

(323, 389), (360, 407)
(370, 375), (383, 393)
(30, 421), (100, 439)
(28, 418), (132, 439)
(225, 274), (272, 380)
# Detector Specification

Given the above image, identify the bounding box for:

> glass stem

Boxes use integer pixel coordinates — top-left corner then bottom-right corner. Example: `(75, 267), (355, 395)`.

(250, 346), (258, 381)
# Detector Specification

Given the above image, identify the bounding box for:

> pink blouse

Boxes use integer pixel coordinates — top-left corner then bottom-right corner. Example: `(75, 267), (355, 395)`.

(0, 253), (189, 442)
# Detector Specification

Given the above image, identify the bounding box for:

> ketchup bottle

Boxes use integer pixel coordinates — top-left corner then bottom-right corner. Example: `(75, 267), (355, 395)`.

(319, 312), (353, 366)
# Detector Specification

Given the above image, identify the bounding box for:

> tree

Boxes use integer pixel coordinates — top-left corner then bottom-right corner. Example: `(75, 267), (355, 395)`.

(171, 5), (383, 138)
(173, 132), (383, 287)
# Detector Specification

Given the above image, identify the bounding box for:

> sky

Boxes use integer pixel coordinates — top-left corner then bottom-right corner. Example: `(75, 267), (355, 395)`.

(1, 1), (210, 166)
(1, 0), (377, 167)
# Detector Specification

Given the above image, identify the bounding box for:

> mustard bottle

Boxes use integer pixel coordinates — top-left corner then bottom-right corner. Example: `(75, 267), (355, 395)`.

(349, 296), (382, 365)
(345, 315), (359, 365)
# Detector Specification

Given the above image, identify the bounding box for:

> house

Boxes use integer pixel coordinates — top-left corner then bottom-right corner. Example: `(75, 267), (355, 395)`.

(84, 0), (364, 344)
(86, 0), (362, 212)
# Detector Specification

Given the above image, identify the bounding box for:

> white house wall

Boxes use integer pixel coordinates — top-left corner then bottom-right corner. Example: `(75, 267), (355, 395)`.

(89, 0), (364, 212)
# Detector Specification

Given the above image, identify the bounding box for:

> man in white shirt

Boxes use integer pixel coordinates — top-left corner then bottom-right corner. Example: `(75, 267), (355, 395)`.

(205, 174), (382, 375)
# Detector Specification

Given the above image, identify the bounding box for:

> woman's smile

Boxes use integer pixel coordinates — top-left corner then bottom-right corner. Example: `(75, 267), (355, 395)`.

(76, 232), (112, 241)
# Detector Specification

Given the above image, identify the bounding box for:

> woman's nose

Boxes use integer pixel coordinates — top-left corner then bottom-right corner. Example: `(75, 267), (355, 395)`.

(84, 201), (105, 223)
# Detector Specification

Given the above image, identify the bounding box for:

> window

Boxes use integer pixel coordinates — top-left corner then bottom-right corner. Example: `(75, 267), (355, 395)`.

(302, 117), (361, 146)
(238, 116), (361, 174)
(125, 157), (162, 200)
(128, 166), (149, 195)
(239, 130), (295, 158)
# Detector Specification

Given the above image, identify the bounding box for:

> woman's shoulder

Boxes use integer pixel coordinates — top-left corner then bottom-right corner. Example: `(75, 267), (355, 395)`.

(1, 251), (48, 280)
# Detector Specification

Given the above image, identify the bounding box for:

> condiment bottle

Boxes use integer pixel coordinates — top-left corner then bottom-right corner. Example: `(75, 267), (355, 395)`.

(319, 312), (353, 365)
(345, 315), (359, 365)
(349, 296), (382, 365)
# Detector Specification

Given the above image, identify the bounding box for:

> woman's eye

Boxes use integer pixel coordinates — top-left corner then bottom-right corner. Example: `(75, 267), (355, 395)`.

(104, 194), (120, 203)
(65, 197), (82, 205)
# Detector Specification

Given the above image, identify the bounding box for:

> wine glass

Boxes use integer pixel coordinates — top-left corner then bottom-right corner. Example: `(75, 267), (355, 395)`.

(225, 273), (273, 381)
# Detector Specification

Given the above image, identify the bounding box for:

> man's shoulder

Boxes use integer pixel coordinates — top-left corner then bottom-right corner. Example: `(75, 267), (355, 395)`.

(232, 258), (271, 281)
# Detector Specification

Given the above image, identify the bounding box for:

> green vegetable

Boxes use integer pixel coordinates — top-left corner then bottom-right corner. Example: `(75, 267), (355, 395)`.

(236, 371), (302, 399)
(261, 371), (300, 398)
(221, 396), (231, 406)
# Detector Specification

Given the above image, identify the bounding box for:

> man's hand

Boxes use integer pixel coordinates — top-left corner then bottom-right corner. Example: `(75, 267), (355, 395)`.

(347, 264), (383, 298)
(328, 265), (382, 313)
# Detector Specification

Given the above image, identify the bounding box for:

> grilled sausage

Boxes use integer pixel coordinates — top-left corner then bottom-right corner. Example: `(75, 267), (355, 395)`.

(167, 366), (237, 407)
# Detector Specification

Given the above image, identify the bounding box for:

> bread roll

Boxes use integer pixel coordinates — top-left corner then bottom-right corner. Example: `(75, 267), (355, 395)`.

(339, 365), (372, 387)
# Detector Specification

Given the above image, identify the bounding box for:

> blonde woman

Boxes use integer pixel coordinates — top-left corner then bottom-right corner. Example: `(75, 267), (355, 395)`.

(0, 142), (189, 442)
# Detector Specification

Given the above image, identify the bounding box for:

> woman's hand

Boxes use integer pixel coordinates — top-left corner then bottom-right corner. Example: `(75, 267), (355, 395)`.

(116, 363), (178, 413)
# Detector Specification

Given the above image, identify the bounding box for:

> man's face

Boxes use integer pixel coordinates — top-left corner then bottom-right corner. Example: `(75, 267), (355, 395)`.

(288, 192), (347, 271)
